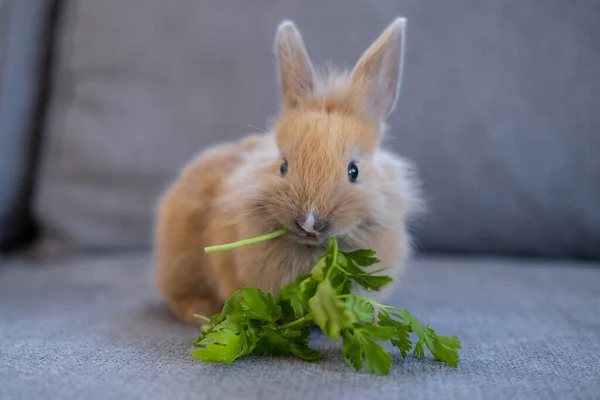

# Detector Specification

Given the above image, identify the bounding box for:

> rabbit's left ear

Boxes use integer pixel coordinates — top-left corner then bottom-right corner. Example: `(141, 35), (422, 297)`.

(350, 18), (407, 119)
(275, 21), (316, 110)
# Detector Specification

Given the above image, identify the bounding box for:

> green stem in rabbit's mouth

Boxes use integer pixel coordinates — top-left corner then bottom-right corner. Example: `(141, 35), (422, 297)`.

(204, 228), (289, 253)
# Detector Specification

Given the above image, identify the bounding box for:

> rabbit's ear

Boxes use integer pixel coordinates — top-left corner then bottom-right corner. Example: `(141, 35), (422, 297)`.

(275, 21), (316, 110)
(350, 18), (407, 119)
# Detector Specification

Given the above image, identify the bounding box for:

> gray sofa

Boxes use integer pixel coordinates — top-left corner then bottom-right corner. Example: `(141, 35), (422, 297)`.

(1, 1), (599, 399)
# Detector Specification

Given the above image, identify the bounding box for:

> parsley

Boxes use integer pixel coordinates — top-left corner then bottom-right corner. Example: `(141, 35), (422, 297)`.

(194, 232), (461, 375)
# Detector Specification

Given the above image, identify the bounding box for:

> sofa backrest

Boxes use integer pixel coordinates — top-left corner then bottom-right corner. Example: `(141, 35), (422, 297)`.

(29, 0), (600, 259)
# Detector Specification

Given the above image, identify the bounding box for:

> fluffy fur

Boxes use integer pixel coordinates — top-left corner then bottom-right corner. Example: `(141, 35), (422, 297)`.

(153, 18), (422, 324)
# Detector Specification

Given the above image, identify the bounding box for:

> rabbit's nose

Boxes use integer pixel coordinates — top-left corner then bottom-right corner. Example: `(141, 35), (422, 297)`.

(295, 212), (329, 234)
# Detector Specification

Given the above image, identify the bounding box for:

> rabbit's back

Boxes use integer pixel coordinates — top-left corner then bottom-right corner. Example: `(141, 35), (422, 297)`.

(153, 134), (263, 323)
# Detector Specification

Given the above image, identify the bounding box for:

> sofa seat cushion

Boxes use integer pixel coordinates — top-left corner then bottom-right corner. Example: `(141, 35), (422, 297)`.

(1, 254), (599, 399)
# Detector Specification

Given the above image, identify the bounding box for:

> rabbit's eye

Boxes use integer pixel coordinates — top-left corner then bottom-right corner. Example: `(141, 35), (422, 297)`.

(280, 159), (288, 176)
(348, 162), (359, 183)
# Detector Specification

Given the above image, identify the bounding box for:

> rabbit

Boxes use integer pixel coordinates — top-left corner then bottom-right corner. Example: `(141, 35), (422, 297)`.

(153, 17), (422, 325)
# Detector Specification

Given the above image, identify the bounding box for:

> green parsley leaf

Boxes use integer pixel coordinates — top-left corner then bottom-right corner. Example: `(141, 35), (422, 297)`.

(202, 290), (243, 328)
(252, 326), (322, 361)
(253, 327), (291, 356)
(361, 337), (392, 375)
(310, 256), (327, 281)
(413, 340), (425, 357)
(221, 290), (244, 317)
(240, 287), (282, 323)
(345, 294), (375, 323)
(342, 327), (392, 375)
(329, 269), (350, 293)
(284, 328), (323, 361)
(378, 312), (412, 358)
(351, 273), (394, 292)
(342, 330), (363, 371)
(278, 274), (318, 320)
(401, 310), (461, 367)
(432, 335), (462, 367)
(192, 320), (256, 364)
(309, 280), (356, 341)
(299, 277), (318, 301)
(191, 329), (242, 363)
(277, 299), (299, 325)
(337, 254), (393, 292)
(356, 324), (395, 341)
(342, 249), (380, 267)
(279, 281), (304, 318)
(290, 343), (322, 361)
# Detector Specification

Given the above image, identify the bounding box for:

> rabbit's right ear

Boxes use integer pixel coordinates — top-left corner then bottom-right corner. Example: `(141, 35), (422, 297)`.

(350, 18), (407, 120)
(275, 21), (316, 110)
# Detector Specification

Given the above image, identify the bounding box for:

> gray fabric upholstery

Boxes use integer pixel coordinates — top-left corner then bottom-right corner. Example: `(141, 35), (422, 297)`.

(0, 2), (9, 87)
(0, 0), (50, 248)
(35, 0), (600, 258)
(1, 253), (598, 399)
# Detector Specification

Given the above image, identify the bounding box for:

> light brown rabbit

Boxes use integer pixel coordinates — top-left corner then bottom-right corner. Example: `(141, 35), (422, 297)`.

(154, 17), (422, 324)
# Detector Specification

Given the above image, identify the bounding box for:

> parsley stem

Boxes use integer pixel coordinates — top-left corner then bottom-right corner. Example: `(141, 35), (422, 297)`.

(324, 237), (339, 281)
(193, 313), (211, 322)
(331, 238), (338, 267)
(338, 294), (404, 314)
(279, 313), (313, 329)
(339, 294), (406, 314)
(204, 228), (289, 253)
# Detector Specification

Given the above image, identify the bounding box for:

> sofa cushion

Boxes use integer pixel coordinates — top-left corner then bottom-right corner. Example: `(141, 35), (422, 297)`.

(1, 253), (598, 399)
(0, 3), (9, 84)
(0, 0), (54, 251)
(36, 1), (600, 258)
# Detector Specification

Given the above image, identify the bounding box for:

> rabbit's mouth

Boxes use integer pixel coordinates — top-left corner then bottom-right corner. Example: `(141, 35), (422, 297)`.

(303, 233), (319, 242)
(290, 231), (326, 246)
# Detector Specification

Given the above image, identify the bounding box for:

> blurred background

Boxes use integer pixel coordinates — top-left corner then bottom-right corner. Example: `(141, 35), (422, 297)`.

(1, 0), (599, 260)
